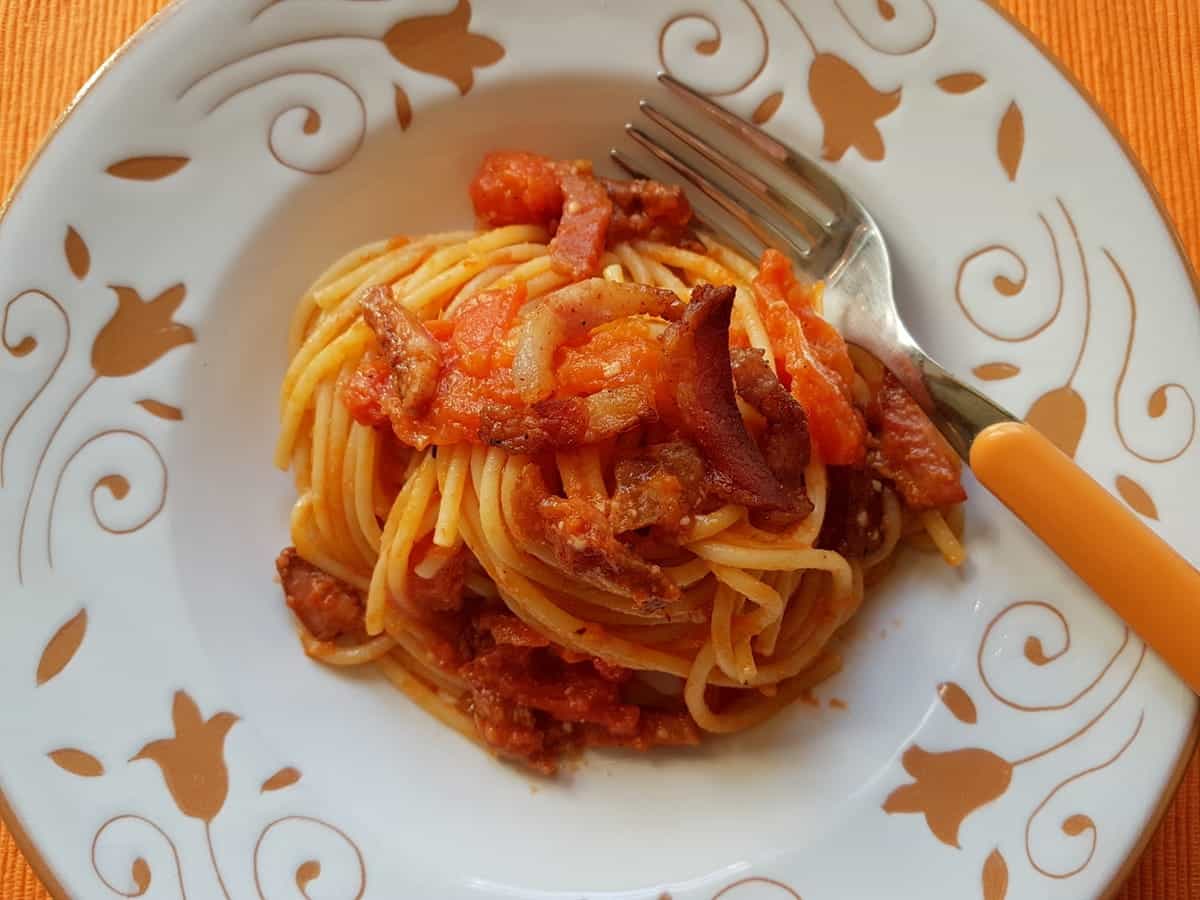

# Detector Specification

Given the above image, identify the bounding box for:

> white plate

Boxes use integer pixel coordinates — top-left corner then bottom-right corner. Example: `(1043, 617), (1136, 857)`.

(2, 1), (1197, 897)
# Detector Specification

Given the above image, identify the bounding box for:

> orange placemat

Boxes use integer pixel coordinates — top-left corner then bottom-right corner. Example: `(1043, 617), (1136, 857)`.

(1, 1), (1197, 898)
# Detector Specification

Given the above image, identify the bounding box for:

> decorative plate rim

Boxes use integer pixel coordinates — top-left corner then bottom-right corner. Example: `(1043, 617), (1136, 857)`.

(0, 1), (1196, 898)
(975, 6), (1200, 892)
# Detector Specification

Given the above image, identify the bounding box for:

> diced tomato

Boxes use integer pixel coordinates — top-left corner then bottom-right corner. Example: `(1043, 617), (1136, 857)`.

(390, 365), (525, 449)
(449, 284), (526, 377)
(358, 282), (531, 448)
(796, 307), (856, 393)
(555, 319), (663, 397)
(342, 358), (393, 428)
(549, 169), (613, 279)
(757, 249), (857, 390)
(873, 371), (966, 509)
(469, 151), (563, 228)
(752, 250), (866, 465)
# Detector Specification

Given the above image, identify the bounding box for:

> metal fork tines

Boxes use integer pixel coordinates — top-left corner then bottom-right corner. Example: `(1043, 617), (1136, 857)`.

(615, 70), (1016, 461)
(656, 73), (845, 226)
(623, 75), (844, 255)
(608, 148), (761, 264)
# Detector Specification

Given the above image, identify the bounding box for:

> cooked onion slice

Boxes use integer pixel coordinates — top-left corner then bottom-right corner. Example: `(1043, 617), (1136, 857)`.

(512, 278), (683, 403)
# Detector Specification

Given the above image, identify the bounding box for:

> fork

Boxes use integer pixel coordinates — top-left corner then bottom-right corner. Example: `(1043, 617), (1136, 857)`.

(616, 72), (1200, 695)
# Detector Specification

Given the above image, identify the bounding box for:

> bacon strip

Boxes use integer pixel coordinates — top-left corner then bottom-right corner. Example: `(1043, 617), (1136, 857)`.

(662, 284), (792, 511)
(730, 346), (814, 527)
(871, 371), (966, 510)
(468, 151), (694, 258)
(817, 467), (883, 559)
(275, 548), (364, 641)
(602, 177), (693, 245)
(479, 385), (657, 454)
(510, 463), (680, 611)
(359, 286), (442, 416)
(609, 441), (707, 534)
(549, 167), (612, 279)
(585, 709), (701, 751)
(539, 495), (680, 611)
(462, 645), (639, 734)
(466, 687), (577, 775)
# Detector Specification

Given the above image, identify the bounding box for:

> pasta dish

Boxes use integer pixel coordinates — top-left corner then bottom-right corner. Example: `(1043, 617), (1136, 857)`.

(274, 151), (966, 773)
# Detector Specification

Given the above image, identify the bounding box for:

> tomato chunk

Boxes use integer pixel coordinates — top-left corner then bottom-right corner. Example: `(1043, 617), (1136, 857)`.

(752, 250), (866, 465)
(469, 151), (692, 277)
(342, 358), (393, 428)
(469, 151), (562, 228)
(450, 284), (526, 377)
(555, 319), (663, 397)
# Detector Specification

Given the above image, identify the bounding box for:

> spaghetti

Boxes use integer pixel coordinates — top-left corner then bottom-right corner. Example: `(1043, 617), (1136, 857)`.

(274, 151), (967, 773)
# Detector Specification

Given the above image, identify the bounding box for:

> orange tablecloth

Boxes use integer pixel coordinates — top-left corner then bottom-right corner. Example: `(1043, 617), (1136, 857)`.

(2, 1), (1198, 897)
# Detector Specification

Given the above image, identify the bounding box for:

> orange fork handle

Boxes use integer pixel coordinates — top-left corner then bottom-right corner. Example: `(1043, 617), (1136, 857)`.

(970, 421), (1200, 695)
